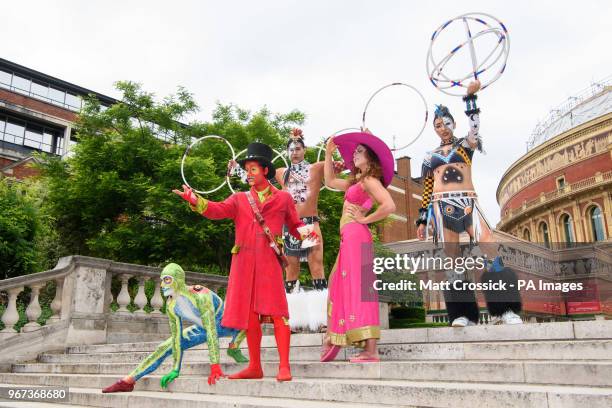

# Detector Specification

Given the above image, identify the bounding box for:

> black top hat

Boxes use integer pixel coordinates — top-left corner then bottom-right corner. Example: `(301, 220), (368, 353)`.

(237, 142), (276, 180)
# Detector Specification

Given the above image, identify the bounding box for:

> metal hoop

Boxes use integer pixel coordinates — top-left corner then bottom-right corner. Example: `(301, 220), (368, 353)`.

(361, 83), (428, 151)
(226, 148), (289, 193)
(180, 135), (236, 195)
(317, 127), (359, 192)
(426, 12), (510, 96)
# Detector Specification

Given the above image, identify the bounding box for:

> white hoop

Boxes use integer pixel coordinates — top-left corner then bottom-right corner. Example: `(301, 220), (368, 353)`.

(361, 83), (429, 151)
(426, 12), (510, 96)
(181, 135), (236, 195)
(226, 148), (289, 193)
(316, 128), (359, 192)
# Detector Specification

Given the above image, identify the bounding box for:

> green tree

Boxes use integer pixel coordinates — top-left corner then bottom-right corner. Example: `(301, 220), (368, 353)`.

(0, 179), (42, 279)
(36, 81), (346, 276)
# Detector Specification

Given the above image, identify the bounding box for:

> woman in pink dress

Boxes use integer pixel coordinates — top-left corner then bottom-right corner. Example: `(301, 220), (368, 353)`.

(321, 131), (396, 362)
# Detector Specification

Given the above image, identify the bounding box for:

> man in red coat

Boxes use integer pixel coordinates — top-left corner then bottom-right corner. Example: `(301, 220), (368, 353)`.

(174, 142), (316, 382)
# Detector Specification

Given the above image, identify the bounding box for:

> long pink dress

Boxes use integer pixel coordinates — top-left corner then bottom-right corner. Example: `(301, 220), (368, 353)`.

(328, 183), (380, 347)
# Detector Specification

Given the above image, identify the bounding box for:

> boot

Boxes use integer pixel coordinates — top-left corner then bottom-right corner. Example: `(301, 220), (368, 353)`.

(228, 310), (263, 379)
(273, 316), (292, 381)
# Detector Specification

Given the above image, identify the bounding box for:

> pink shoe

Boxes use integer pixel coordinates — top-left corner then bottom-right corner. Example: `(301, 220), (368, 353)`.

(320, 344), (341, 362)
(349, 356), (380, 363)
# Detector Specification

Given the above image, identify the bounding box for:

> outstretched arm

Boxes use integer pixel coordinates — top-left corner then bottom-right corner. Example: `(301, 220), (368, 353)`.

(173, 185), (238, 220)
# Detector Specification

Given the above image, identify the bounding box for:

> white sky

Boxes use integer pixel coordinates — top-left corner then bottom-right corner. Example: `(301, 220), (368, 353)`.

(3, 0), (612, 224)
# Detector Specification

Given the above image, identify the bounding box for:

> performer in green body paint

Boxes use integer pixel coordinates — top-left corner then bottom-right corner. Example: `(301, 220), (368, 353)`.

(102, 263), (248, 393)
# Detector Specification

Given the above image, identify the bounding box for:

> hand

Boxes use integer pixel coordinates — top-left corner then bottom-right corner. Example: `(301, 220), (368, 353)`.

(325, 137), (337, 154)
(467, 80), (481, 95)
(417, 224), (426, 240)
(291, 128), (303, 138)
(160, 369), (180, 388)
(333, 160), (346, 173)
(207, 363), (225, 385)
(173, 184), (198, 206)
(360, 127), (373, 135)
(346, 203), (367, 224)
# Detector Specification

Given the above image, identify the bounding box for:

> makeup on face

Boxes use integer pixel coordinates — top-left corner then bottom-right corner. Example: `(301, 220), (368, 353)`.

(244, 161), (268, 186)
(353, 144), (368, 168)
(287, 142), (305, 164)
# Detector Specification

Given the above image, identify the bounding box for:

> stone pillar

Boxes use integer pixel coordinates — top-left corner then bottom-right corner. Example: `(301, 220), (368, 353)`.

(572, 200), (584, 242)
(61, 125), (72, 157)
(0, 287), (24, 338)
(150, 280), (164, 315)
(602, 192), (612, 239)
(22, 283), (43, 332)
(134, 276), (149, 315)
(61, 259), (110, 346)
(47, 278), (64, 324)
(116, 274), (133, 314)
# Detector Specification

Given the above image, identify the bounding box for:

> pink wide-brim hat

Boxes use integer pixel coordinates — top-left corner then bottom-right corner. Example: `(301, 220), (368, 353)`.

(334, 132), (394, 187)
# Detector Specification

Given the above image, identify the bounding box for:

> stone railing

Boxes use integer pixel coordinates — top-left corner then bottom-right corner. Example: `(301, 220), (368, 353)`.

(499, 170), (612, 226)
(0, 256), (227, 363)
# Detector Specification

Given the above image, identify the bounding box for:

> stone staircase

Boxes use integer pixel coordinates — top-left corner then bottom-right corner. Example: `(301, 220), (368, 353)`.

(1, 320), (611, 408)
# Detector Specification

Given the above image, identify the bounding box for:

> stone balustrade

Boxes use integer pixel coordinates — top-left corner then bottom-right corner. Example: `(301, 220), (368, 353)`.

(0, 256), (228, 345)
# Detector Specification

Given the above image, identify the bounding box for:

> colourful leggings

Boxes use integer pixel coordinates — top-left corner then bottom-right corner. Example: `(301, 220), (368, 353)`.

(128, 323), (243, 381)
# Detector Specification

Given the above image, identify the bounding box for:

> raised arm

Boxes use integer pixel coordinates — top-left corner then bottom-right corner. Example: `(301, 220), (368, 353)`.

(462, 80), (482, 151)
(275, 167), (287, 187)
(324, 137), (350, 191)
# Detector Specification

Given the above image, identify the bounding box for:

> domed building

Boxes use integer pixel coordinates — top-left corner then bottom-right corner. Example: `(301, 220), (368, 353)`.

(497, 84), (611, 246)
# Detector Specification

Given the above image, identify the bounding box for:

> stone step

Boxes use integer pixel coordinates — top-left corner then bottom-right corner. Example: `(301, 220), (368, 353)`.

(0, 403), (88, 408)
(11, 360), (612, 387)
(1, 374), (611, 408)
(0, 384), (402, 408)
(39, 340), (612, 364)
(65, 320), (612, 355)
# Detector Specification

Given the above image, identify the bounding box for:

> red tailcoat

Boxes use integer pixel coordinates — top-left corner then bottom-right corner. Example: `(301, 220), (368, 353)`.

(198, 185), (303, 330)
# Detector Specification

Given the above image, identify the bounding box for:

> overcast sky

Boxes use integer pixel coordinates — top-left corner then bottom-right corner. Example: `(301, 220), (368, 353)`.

(4, 1), (611, 224)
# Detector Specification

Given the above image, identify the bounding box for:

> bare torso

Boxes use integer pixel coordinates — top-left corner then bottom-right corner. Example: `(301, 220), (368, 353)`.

(430, 146), (475, 193)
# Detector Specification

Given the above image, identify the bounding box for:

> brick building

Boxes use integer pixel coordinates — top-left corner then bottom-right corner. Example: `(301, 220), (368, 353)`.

(496, 86), (612, 245)
(0, 58), (116, 179)
(376, 156), (423, 243)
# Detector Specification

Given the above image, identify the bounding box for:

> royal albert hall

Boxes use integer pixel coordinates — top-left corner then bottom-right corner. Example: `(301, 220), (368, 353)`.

(497, 85), (611, 246)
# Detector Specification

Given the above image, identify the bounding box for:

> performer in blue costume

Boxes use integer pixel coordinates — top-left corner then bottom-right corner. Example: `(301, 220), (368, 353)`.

(102, 263), (247, 393)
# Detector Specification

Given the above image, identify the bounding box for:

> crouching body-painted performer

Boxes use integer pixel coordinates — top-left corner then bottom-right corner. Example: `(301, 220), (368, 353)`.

(416, 80), (523, 327)
(102, 263), (248, 393)
(175, 142), (317, 382)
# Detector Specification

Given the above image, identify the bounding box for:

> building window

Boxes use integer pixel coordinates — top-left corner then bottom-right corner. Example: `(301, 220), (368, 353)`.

(556, 176), (565, 189)
(539, 222), (550, 248)
(0, 113), (63, 155)
(0, 70), (12, 88)
(523, 228), (531, 241)
(561, 214), (574, 244)
(0, 68), (83, 112)
(589, 206), (605, 242)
